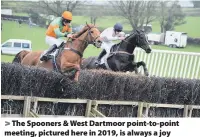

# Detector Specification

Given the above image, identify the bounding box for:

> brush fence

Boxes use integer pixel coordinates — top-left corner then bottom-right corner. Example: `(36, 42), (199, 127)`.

(1, 95), (200, 118)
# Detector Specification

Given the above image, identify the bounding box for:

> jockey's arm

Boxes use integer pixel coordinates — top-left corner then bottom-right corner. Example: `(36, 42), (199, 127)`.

(54, 24), (72, 38)
(54, 28), (68, 37)
(105, 36), (121, 41)
(106, 31), (125, 41)
(101, 28), (123, 42)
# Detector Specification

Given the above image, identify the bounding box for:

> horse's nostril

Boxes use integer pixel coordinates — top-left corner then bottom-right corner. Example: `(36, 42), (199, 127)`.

(147, 48), (151, 53)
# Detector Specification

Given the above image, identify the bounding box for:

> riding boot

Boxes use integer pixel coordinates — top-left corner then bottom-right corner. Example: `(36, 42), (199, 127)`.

(95, 49), (107, 65)
(40, 44), (57, 61)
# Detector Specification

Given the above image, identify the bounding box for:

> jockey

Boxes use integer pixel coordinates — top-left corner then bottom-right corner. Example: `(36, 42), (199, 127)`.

(95, 23), (125, 65)
(40, 11), (74, 61)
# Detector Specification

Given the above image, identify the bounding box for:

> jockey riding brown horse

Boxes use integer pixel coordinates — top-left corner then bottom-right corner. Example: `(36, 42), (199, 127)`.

(12, 24), (101, 81)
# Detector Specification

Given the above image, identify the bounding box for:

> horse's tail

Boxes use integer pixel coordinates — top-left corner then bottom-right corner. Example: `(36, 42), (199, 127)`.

(12, 50), (30, 63)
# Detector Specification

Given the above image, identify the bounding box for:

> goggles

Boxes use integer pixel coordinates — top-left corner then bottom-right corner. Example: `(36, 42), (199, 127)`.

(63, 19), (71, 23)
(115, 29), (122, 32)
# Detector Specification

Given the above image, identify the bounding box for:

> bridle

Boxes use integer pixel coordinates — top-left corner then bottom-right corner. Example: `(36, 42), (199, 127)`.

(63, 26), (100, 58)
(81, 26), (100, 48)
(111, 31), (145, 55)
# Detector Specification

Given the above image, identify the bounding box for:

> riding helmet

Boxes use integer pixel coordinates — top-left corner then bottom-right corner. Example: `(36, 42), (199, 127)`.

(114, 23), (123, 31)
(61, 11), (72, 25)
(62, 11), (72, 20)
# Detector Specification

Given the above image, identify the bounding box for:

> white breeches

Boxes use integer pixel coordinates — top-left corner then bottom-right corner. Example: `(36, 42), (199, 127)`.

(45, 36), (65, 47)
(100, 42), (113, 64)
(100, 42), (113, 53)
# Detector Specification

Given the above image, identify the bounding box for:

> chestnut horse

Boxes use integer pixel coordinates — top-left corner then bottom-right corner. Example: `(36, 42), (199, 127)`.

(12, 24), (101, 81)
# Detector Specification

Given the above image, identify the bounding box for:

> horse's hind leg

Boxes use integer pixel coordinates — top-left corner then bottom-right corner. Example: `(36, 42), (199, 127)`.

(136, 61), (149, 76)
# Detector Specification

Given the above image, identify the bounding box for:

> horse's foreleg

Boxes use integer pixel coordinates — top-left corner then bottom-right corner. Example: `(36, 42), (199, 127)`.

(133, 62), (139, 74)
(74, 70), (80, 81)
(127, 62), (138, 74)
(74, 65), (81, 82)
(136, 61), (149, 76)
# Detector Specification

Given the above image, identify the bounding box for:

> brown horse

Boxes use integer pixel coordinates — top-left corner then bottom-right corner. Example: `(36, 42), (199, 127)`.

(12, 24), (101, 81)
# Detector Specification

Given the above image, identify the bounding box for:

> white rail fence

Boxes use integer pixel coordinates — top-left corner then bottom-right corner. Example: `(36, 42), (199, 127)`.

(134, 48), (200, 79)
(1, 95), (200, 118)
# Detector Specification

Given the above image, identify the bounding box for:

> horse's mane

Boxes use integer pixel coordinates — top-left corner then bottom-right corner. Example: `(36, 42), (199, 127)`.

(124, 30), (139, 40)
(114, 30), (139, 48)
(73, 24), (96, 38)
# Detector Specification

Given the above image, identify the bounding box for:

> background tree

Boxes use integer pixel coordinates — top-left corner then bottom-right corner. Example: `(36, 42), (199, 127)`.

(33, 0), (85, 16)
(109, 0), (157, 30)
(86, 4), (105, 25)
(157, 0), (186, 33)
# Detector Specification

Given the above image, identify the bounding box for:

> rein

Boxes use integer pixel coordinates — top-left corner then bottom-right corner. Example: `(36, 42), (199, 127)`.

(112, 50), (133, 56)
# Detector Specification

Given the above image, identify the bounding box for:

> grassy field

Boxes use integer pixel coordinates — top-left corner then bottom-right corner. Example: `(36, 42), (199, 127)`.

(1, 17), (200, 63)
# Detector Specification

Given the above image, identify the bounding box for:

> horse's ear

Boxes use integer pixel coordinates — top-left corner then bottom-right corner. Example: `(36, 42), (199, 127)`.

(86, 22), (91, 28)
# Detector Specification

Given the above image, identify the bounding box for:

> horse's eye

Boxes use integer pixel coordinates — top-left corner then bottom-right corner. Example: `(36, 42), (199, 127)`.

(90, 31), (93, 33)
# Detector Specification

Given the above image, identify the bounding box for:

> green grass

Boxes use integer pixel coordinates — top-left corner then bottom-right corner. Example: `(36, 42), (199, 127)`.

(1, 19), (200, 63)
(175, 16), (200, 38)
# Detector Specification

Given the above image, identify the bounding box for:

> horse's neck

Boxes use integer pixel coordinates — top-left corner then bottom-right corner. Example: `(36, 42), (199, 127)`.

(123, 33), (138, 54)
(119, 40), (136, 54)
(66, 32), (88, 53)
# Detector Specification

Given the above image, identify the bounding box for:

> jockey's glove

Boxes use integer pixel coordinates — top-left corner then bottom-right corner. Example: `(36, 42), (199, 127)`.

(64, 33), (68, 37)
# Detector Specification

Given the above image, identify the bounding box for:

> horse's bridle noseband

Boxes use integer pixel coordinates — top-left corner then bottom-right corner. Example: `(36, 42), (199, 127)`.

(83, 27), (100, 47)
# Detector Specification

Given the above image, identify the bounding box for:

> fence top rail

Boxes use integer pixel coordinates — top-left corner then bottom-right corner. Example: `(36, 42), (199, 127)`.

(135, 48), (200, 56)
(1, 95), (25, 100)
(93, 100), (200, 109)
(1, 95), (88, 104)
(1, 95), (200, 109)
(34, 97), (88, 103)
